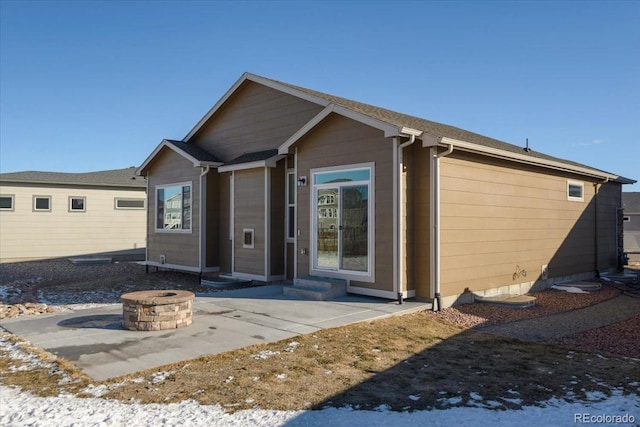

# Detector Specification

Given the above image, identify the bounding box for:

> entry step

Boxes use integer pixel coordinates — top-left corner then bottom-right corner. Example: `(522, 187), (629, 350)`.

(284, 276), (347, 300)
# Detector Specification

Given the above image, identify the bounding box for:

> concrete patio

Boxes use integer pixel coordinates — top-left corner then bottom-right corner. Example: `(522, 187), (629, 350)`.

(0, 284), (430, 381)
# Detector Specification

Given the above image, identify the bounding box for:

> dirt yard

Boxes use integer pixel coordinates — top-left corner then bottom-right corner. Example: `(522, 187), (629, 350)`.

(1, 259), (639, 412)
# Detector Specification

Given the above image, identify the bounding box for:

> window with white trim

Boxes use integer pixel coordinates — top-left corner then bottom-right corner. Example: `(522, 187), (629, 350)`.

(115, 198), (145, 209)
(623, 216), (631, 222)
(0, 195), (14, 211)
(156, 183), (192, 231)
(69, 196), (86, 212)
(33, 196), (51, 212)
(567, 181), (584, 202)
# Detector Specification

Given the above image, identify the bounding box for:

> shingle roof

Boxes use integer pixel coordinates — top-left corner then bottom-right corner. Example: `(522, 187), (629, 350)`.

(623, 192), (640, 213)
(165, 140), (223, 163)
(0, 167), (146, 188)
(224, 149), (280, 166)
(260, 75), (629, 179)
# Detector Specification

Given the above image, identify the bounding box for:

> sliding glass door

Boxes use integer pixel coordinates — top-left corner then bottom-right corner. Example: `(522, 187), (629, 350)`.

(312, 165), (373, 279)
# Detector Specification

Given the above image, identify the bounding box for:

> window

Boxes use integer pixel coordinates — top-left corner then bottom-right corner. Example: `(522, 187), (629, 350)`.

(33, 196), (51, 212)
(623, 216), (631, 222)
(311, 163), (374, 281)
(243, 228), (255, 248)
(69, 196), (86, 212)
(567, 181), (584, 202)
(115, 198), (145, 209)
(286, 171), (296, 240)
(0, 195), (14, 211)
(156, 183), (191, 231)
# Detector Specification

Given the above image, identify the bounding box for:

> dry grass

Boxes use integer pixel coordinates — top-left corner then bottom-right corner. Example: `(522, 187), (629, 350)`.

(2, 312), (638, 412)
(2, 261), (639, 412)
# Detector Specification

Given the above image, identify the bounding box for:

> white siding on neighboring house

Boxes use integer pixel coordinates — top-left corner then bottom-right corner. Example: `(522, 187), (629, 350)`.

(0, 184), (146, 262)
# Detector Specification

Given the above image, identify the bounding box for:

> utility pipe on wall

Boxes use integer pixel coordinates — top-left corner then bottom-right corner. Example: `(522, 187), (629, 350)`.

(430, 144), (454, 311)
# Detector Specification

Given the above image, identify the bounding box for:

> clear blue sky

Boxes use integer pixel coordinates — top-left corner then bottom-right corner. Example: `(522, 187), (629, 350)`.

(1, 0), (638, 190)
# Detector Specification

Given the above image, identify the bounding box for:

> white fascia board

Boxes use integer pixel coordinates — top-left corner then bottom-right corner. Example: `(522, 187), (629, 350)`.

(137, 140), (222, 175)
(439, 136), (631, 183)
(183, 73), (252, 141)
(278, 105), (334, 154)
(278, 104), (402, 155)
(184, 73), (332, 142)
(218, 155), (285, 172)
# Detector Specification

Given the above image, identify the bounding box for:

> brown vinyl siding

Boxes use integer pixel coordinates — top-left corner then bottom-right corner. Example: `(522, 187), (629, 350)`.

(190, 82), (323, 162)
(270, 160), (286, 276)
(234, 169), (265, 276)
(146, 148), (201, 268)
(218, 172), (232, 273)
(407, 144), (431, 297)
(438, 152), (610, 297)
(296, 114), (394, 292)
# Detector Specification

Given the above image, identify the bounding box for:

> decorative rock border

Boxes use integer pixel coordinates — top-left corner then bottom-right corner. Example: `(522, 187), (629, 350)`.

(121, 290), (194, 331)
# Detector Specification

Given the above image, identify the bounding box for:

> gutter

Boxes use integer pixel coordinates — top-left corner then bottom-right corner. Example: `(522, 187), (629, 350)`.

(393, 128), (422, 304)
(430, 143), (454, 311)
(593, 177), (609, 278)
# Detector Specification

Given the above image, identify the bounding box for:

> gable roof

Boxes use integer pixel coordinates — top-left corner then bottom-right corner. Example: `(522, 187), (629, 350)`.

(182, 72), (634, 184)
(0, 167), (146, 189)
(623, 192), (640, 213)
(137, 139), (223, 175)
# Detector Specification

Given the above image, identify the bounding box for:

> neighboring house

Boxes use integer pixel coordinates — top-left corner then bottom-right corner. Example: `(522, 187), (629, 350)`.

(0, 167), (147, 262)
(622, 192), (640, 264)
(136, 73), (635, 307)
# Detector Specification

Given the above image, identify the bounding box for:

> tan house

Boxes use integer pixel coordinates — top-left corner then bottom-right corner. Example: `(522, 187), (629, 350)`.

(622, 192), (640, 264)
(137, 73), (635, 307)
(0, 168), (147, 262)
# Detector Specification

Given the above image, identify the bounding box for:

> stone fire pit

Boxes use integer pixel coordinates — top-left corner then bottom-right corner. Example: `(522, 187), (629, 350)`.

(120, 290), (194, 331)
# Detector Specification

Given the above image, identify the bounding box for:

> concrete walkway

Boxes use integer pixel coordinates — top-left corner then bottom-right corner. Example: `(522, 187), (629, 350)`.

(0, 284), (429, 381)
(476, 294), (640, 342)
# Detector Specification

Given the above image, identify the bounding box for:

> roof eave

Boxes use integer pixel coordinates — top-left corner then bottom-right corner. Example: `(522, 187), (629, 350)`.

(218, 155), (285, 172)
(136, 140), (222, 176)
(426, 136), (634, 183)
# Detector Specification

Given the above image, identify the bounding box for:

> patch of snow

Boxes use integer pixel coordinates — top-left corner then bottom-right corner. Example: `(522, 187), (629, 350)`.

(275, 373), (287, 380)
(149, 371), (175, 384)
(284, 342), (300, 353)
(501, 397), (523, 405)
(551, 285), (588, 293)
(585, 390), (608, 401)
(81, 384), (110, 398)
(408, 395), (420, 401)
(469, 392), (483, 401)
(253, 350), (280, 360)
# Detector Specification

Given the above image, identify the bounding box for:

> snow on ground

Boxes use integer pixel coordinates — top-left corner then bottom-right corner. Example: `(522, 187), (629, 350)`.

(0, 386), (638, 427)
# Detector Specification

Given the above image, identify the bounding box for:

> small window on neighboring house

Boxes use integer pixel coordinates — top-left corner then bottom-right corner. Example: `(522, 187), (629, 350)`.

(0, 195), (14, 211)
(243, 228), (255, 249)
(115, 198), (145, 209)
(69, 197), (86, 212)
(623, 216), (631, 222)
(33, 196), (51, 212)
(567, 181), (584, 202)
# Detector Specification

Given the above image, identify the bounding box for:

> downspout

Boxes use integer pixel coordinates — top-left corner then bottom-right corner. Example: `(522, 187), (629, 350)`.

(396, 135), (416, 304)
(144, 171), (150, 273)
(593, 177), (609, 278)
(431, 144), (454, 311)
(199, 165), (211, 274)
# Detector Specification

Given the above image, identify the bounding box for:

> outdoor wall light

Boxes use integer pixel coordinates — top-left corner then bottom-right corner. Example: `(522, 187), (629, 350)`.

(297, 176), (307, 187)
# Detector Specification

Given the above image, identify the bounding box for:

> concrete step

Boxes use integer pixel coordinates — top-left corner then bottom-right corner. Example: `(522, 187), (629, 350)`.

(284, 276), (347, 300)
(293, 276), (347, 291)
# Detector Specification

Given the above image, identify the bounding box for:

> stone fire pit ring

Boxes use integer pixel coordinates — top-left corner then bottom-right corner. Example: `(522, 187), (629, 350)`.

(121, 290), (194, 331)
